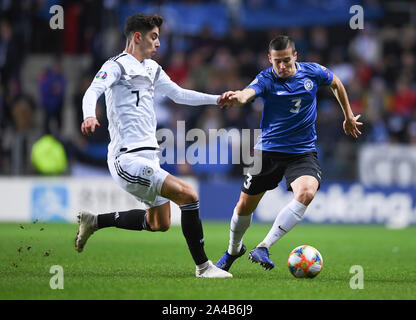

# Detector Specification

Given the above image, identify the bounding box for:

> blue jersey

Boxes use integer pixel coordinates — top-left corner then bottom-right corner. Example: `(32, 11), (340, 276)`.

(247, 62), (333, 153)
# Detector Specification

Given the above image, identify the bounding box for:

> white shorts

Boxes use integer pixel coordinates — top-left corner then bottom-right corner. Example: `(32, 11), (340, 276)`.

(108, 150), (170, 209)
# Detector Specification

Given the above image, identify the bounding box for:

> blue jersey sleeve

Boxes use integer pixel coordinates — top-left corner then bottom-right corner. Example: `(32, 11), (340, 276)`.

(312, 63), (334, 86)
(246, 72), (269, 97)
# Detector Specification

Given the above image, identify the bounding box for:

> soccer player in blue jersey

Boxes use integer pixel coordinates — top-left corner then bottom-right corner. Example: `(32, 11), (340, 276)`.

(216, 35), (362, 271)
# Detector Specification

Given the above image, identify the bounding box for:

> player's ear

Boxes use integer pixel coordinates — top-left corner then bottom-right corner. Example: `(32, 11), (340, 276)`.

(293, 51), (298, 61)
(268, 53), (272, 64)
(133, 31), (142, 43)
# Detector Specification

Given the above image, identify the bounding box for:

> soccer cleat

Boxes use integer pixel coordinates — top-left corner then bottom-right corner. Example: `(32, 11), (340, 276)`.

(75, 210), (98, 253)
(248, 247), (275, 270)
(196, 260), (233, 278)
(215, 244), (247, 271)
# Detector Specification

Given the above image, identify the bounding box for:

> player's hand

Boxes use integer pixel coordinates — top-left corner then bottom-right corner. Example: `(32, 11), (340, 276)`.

(81, 117), (100, 136)
(343, 114), (363, 139)
(218, 91), (244, 109)
(218, 91), (236, 109)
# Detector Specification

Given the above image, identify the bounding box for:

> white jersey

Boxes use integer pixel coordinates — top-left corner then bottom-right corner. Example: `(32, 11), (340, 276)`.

(82, 51), (219, 159)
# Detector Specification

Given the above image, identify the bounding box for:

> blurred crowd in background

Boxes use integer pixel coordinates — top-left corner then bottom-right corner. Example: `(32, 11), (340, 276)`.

(0, 0), (415, 182)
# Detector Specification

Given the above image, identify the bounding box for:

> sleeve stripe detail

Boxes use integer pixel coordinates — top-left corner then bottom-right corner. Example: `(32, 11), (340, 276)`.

(154, 66), (161, 84)
(114, 61), (127, 75)
(110, 53), (127, 61)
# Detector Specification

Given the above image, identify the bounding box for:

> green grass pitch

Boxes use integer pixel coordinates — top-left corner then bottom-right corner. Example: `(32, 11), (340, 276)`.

(0, 222), (415, 300)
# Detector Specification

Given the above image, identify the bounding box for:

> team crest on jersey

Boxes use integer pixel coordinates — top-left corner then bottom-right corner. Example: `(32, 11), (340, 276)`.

(95, 71), (107, 80)
(304, 79), (313, 91)
(143, 167), (154, 177)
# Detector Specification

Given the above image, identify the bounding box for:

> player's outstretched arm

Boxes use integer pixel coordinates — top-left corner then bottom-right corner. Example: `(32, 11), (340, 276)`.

(218, 88), (256, 109)
(155, 69), (220, 106)
(329, 74), (363, 139)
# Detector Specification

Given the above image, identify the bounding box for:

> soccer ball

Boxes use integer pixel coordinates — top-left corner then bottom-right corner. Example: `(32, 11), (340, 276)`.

(288, 245), (323, 278)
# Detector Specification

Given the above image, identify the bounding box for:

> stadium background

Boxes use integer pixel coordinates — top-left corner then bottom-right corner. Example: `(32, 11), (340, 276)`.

(0, 0), (415, 228)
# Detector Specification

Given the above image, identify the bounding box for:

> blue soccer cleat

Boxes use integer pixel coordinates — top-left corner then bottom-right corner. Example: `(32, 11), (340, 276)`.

(248, 247), (275, 270)
(216, 244), (247, 271)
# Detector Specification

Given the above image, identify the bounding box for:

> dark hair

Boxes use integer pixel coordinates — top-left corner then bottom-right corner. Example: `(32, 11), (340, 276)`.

(124, 13), (163, 41)
(269, 35), (296, 53)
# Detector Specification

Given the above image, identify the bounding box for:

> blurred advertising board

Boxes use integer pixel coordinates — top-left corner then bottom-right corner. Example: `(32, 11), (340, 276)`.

(200, 181), (416, 227)
(359, 144), (416, 188)
(1, 177), (414, 227)
(0, 177), (197, 225)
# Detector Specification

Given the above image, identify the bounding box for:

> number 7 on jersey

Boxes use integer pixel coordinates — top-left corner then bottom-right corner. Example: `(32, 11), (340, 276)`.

(131, 90), (140, 107)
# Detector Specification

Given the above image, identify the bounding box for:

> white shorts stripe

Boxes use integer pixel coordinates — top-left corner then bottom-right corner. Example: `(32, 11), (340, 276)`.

(108, 151), (169, 209)
(114, 160), (151, 186)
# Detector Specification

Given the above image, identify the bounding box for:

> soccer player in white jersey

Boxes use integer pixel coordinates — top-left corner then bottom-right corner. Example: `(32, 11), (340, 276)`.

(75, 13), (232, 278)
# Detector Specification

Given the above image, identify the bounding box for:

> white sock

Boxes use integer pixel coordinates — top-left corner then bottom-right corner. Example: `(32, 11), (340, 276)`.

(258, 199), (307, 249)
(228, 209), (252, 255)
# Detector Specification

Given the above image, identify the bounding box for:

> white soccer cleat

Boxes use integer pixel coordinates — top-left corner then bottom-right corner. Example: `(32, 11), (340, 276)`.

(196, 260), (233, 278)
(75, 210), (98, 253)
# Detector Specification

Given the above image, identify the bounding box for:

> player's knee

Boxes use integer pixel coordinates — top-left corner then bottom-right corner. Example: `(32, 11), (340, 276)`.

(150, 221), (170, 232)
(235, 199), (255, 216)
(156, 223), (170, 232)
(296, 187), (316, 205)
(180, 185), (199, 205)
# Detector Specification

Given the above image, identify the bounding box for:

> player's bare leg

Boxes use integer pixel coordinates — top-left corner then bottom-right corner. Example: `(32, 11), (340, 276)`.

(161, 174), (232, 278)
(147, 201), (171, 232)
(253, 175), (319, 268)
(291, 175), (319, 206)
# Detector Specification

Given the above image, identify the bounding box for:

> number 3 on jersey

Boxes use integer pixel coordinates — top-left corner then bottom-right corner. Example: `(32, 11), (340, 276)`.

(131, 90), (140, 107)
(290, 98), (302, 113)
(244, 173), (252, 189)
